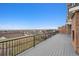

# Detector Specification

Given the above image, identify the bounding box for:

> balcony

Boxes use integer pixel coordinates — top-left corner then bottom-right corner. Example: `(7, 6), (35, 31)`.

(0, 31), (78, 56)
(18, 33), (77, 56)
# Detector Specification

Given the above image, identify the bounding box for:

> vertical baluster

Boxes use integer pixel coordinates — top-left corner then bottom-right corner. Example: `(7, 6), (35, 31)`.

(14, 40), (15, 55)
(20, 39), (22, 51)
(21, 39), (22, 52)
(23, 38), (24, 51)
(40, 35), (41, 41)
(23, 38), (25, 51)
(8, 41), (10, 55)
(2, 42), (4, 56)
(37, 35), (40, 44)
(42, 34), (43, 41)
(25, 38), (27, 50)
(6, 42), (7, 56)
(25, 38), (26, 50)
(19, 39), (20, 54)
(24, 38), (26, 50)
(25, 38), (26, 49)
(42, 34), (43, 40)
(44, 33), (46, 39)
(39, 35), (40, 41)
(23, 38), (25, 50)
(33, 36), (35, 47)
(17, 39), (20, 53)
(15, 40), (17, 55)
(32, 37), (33, 47)
(20, 39), (22, 53)
(43, 34), (44, 41)
(14, 40), (16, 56)
(42, 35), (43, 41)
(10, 41), (12, 56)
(22, 38), (23, 52)
(12, 40), (14, 56)
(40, 35), (41, 42)
(37, 35), (38, 44)
(17, 40), (18, 55)
(0, 43), (1, 56)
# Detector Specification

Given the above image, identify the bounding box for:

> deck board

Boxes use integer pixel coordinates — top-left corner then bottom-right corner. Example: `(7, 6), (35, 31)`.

(18, 33), (78, 56)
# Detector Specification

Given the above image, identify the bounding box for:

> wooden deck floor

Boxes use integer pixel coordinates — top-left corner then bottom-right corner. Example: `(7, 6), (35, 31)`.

(18, 33), (78, 56)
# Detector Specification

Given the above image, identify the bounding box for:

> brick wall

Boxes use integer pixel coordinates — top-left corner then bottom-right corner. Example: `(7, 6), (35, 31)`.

(58, 25), (66, 34)
(71, 11), (79, 53)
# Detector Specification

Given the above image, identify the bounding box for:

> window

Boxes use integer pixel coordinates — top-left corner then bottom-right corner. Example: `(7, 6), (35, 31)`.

(72, 30), (74, 41)
(72, 3), (75, 7)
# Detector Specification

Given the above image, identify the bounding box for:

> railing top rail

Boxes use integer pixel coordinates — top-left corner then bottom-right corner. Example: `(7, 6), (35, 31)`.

(0, 33), (51, 43)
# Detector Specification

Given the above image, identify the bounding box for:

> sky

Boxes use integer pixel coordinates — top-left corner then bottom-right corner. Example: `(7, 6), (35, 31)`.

(0, 3), (67, 30)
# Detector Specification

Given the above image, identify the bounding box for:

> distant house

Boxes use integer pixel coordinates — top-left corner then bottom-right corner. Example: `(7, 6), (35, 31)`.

(0, 36), (6, 40)
(58, 25), (66, 34)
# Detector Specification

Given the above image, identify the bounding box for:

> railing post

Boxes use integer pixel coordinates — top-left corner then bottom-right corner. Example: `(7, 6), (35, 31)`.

(12, 40), (14, 56)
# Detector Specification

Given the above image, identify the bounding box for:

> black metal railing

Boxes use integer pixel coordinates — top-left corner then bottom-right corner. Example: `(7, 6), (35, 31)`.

(0, 32), (56, 56)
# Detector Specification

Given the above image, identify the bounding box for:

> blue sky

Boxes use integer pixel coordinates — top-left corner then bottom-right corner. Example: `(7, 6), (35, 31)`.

(0, 3), (67, 29)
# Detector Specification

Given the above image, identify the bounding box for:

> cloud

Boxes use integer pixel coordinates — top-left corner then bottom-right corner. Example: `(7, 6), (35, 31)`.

(0, 24), (58, 30)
